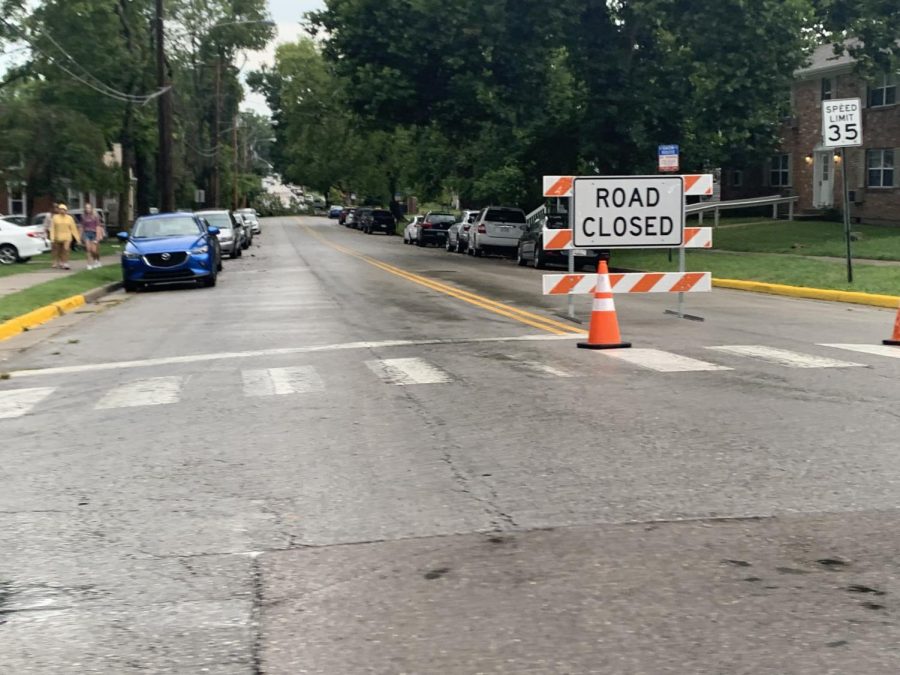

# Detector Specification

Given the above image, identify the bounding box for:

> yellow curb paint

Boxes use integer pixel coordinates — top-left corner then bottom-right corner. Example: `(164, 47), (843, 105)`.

(714, 279), (900, 309)
(0, 294), (87, 343)
(52, 295), (86, 314)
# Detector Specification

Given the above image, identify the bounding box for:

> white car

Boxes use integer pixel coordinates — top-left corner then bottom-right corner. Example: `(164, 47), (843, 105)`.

(0, 218), (49, 264)
(402, 216), (423, 244)
(467, 206), (528, 257)
(236, 208), (261, 235)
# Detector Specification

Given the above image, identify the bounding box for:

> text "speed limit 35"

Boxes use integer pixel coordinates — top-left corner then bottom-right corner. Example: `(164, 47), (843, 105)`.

(823, 98), (863, 148)
(573, 176), (685, 249)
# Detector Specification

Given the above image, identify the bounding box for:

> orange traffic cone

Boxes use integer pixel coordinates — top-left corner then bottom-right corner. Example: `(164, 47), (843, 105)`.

(884, 303), (900, 346)
(578, 260), (632, 350)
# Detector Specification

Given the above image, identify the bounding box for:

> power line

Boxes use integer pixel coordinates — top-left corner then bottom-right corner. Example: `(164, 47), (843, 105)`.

(0, 17), (169, 104)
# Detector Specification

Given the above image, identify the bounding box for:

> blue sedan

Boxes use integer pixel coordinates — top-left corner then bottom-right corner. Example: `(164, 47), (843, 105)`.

(118, 213), (222, 292)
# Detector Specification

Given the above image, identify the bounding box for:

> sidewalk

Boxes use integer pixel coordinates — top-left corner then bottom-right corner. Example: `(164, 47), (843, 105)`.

(0, 255), (120, 299)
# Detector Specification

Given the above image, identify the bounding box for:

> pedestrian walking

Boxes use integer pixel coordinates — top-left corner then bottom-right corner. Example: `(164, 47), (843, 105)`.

(80, 203), (104, 269)
(50, 203), (81, 270)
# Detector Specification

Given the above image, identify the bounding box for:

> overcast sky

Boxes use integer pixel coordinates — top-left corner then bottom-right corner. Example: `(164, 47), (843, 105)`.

(242, 0), (325, 115)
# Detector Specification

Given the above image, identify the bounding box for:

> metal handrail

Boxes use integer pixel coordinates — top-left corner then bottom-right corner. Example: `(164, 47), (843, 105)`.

(686, 194), (798, 214)
(526, 205), (546, 227)
(528, 193), (799, 227)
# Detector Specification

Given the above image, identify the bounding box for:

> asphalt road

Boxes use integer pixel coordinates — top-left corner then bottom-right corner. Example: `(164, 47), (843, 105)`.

(1, 216), (899, 674)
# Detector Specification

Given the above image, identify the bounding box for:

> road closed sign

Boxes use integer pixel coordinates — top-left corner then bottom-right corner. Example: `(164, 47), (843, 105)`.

(823, 98), (863, 148)
(572, 176), (685, 249)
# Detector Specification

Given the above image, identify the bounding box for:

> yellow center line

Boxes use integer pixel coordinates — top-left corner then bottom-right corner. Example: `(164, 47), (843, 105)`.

(303, 226), (585, 336)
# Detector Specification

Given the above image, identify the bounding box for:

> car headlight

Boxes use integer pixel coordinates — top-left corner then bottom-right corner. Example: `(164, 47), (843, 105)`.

(124, 251), (141, 260)
(191, 245), (209, 254)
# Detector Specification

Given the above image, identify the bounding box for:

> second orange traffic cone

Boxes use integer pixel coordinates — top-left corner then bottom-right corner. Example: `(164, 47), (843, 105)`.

(578, 260), (632, 350)
(884, 303), (900, 346)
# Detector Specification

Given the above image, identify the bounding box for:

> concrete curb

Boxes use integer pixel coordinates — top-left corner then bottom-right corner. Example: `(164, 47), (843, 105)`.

(712, 279), (900, 309)
(0, 281), (123, 342)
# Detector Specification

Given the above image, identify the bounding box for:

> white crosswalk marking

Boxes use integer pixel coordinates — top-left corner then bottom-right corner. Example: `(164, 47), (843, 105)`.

(821, 344), (900, 360)
(365, 358), (452, 385)
(95, 376), (184, 410)
(0, 387), (55, 419)
(513, 360), (575, 378)
(707, 345), (865, 369)
(600, 349), (732, 373)
(242, 367), (324, 397)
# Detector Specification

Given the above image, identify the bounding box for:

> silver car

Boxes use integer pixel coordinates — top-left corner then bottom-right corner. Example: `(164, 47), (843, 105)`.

(237, 208), (261, 235)
(196, 210), (245, 259)
(447, 210), (480, 253)
(467, 206), (527, 258)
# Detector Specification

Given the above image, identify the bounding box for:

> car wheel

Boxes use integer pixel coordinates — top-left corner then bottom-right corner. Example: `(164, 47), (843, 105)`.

(204, 273), (217, 288)
(445, 238), (454, 252)
(0, 244), (18, 265)
(416, 237), (425, 247)
(533, 245), (546, 269)
(516, 245), (528, 267)
(124, 280), (139, 292)
(217, 258), (223, 272)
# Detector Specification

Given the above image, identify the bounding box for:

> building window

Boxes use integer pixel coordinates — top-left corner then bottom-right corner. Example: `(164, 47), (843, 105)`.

(770, 154), (791, 187)
(868, 74), (897, 107)
(7, 184), (26, 215)
(731, 170), (744, 188)
(867, 149), (895, 188)
(66, 188), (84, 210)
(821, 78), (832, 101)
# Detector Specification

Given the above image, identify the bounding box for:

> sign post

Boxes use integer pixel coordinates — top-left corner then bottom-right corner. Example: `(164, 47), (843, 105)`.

(822, 97), (863, 283)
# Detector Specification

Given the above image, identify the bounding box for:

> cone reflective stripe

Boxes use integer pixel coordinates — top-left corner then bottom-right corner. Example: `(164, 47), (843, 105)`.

(578, 260), (632, 350)
(884, 303), (900, 346)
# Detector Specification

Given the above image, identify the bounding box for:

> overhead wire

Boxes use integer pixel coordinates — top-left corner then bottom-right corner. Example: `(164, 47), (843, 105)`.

(0, 16), (169, 104)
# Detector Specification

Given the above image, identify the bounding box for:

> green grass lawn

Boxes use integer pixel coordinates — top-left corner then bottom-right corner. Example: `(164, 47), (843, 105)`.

(612, 249), (900, 297)
(710, 220), (900, 261)
(0, 242), (122, 278)
(0, 266), (121, 322)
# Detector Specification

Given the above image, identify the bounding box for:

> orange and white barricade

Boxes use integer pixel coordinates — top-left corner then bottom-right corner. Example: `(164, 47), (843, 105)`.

(543, 174), (713, 198)
(543, 226), (712, 251)
(543, 272), (712, 296)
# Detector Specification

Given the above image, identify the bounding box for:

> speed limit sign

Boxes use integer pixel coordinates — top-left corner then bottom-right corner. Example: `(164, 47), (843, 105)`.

(822, 98), (863, 148)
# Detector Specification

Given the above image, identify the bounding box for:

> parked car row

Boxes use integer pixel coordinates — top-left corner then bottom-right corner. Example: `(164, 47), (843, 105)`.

(401, 206), (609, 271)
(118, 208), (262, 292)
(336, 206), (397, 235)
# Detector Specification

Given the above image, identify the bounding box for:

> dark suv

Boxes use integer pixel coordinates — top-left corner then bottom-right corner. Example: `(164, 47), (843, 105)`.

(358, 208), (396, 235)
(517, 211), (609, 271)
(416, 211), (457, 247)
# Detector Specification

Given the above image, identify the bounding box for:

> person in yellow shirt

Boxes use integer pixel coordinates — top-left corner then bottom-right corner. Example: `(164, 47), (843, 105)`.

(50, 203), (81, 270)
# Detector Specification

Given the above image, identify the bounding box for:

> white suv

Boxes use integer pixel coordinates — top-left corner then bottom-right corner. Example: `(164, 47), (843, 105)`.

(467, 206), (527, 257)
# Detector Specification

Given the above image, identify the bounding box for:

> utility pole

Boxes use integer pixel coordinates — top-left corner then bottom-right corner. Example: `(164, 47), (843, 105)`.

(155, 0), (175, 212)
(233, 116), (239, 210)
(212, 55), (221, 207)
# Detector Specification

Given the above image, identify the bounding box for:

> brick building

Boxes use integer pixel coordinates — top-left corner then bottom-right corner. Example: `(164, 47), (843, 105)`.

(722, 44), (899, 226)
(1, 144), (135, 227)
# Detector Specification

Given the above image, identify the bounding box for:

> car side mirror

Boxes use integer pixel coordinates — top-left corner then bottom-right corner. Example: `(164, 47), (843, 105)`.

(207, 226), (220, 236)
(116, 232), (129, 242)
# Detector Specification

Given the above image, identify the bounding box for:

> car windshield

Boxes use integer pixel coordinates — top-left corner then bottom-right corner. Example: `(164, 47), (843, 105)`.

(485, 209), (526, 224)
(132, 216), (201, 238)
(199, 213), (233, 230)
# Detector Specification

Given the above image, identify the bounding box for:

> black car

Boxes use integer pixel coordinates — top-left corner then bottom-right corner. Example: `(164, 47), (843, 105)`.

(359, 208), (396, 235)
(517, 212), (609, 271)
(416, 211), (457, 247)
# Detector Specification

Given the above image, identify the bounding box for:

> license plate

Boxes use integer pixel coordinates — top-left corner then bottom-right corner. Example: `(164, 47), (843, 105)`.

(572, 250), (588, 256)
(498, 226), (510, 232)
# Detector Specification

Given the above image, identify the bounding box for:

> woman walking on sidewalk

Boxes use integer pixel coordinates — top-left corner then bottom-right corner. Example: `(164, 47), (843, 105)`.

(50, 204), (81, 270)
(80, 203), (104, 269)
